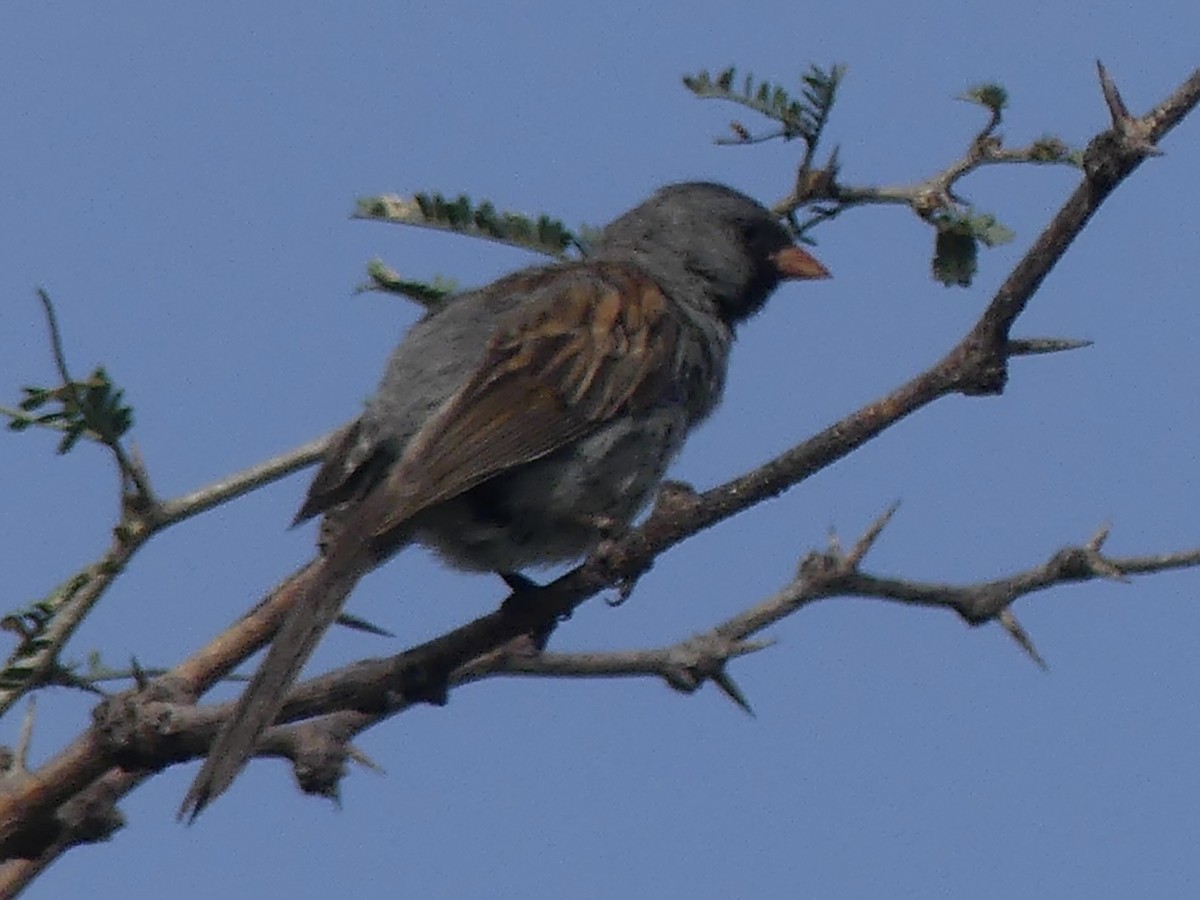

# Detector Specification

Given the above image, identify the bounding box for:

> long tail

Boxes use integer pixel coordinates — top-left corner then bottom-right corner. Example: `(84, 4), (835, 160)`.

(178, 554), (367, 821)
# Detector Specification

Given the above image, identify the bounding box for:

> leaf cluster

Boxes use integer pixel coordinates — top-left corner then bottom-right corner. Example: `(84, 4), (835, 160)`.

(360, 260), (459, 309)
(354, 193), (588, 304)
(682, 64), (844, 146)
(930, 211), (1017, 287)
(7, 367), (133, 454)
(415, 193), (578, 255)
(356, 192), (580, 258)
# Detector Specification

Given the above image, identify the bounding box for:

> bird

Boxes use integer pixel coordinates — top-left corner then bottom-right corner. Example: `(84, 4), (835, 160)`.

(179, 181), (829, 819)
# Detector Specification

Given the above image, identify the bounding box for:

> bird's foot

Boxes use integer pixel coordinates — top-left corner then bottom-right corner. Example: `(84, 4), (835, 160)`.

(581, 517), (653, 607)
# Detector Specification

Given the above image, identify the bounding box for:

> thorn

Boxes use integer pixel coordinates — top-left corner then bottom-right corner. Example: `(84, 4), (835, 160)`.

(1083, 524), (1127, 582)
(345, 743), (385, 774)
(999, 609), (1048, 671)
(1096, 60), (1163, 158)
(826, 144), (841, 175)
(129, 441), (148, 473)
(179, 791), (207, 826)
(130, 656), (149, 690)
(711, 669), (756, 717)
(1007, 337), (1094, 356)
(826, 526), (843, 557)
(334, 612), (394, 638)
(1096, 60), (1130, 123)
(848, 501), (901, 566)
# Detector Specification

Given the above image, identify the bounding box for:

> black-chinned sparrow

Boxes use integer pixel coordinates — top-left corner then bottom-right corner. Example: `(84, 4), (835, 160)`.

(180, 181), (829, 817)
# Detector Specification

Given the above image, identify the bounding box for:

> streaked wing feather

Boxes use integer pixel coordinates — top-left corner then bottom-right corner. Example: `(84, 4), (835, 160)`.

(364, 265), (678, 542)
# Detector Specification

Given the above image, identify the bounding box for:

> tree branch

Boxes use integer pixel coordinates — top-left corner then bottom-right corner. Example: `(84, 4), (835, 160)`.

(0, 431), (335, 717)
(1, 62), (1197, 887)
(69, 511), (1200, 813)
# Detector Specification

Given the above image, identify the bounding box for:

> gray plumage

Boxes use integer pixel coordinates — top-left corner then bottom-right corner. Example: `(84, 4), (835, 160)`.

(179, 181), (829, 819)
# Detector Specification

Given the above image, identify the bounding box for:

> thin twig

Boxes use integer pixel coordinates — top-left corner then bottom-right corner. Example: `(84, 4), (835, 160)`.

(0, 430), (335, 717)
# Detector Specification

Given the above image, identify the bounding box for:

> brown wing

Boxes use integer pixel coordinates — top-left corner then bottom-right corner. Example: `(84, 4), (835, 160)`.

(353, 263), (681, 546)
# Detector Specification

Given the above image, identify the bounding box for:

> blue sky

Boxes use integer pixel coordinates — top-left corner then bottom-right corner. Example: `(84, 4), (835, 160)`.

(3, 2), (1199, 898)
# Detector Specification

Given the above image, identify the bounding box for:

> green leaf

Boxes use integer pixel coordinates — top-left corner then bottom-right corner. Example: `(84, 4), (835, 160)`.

(682, 63), (845, 145)
(960, 83), (1009, 114)
(18, 386), (51, 412)
(933, 228), (978, 288)
(967, 213), (1016, 247)
(359, 260), (457, 308)
(354, 192), (579, 258)
(58, 426), (84, 455)
(929, 208), (1014, 287)
(76, 367), (134, 444)
(7, 368), (133, 449)
(1028, 136), (1072, 163)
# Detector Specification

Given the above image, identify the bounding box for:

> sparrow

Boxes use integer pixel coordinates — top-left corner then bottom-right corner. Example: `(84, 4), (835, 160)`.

(179, 181), (829, 818)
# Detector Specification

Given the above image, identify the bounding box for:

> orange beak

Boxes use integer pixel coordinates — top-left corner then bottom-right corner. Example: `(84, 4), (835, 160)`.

(770, 245), (831, 281)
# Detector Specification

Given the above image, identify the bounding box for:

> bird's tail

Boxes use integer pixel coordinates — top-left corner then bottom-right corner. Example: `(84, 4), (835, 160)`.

(178, 554), (367, 821)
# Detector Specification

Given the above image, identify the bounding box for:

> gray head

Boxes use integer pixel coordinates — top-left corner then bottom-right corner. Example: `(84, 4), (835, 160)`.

(591, 182), (829, 325)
